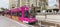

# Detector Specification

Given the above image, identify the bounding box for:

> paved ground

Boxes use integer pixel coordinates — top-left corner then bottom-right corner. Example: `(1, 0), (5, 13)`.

(36, 15), (60, 27)
(36, 15), (60, 23)
(0, 16), (27, 27)
(2, 15), (60, 27)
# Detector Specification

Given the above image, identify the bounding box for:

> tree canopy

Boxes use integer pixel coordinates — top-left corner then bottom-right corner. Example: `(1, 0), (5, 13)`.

(0, 8), (5, 10)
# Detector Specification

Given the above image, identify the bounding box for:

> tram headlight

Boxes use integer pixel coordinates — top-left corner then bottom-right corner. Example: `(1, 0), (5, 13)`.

(23, 21), (29, 23)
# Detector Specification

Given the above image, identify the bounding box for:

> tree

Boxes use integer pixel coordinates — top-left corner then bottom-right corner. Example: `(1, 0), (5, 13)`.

(1, 8), (5, 10)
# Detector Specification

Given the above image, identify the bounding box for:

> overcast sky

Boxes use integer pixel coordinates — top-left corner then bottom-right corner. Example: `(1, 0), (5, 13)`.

(0, 0), (9, 8)
(0, 0), (57, 8)
(48, 0), (57, 6)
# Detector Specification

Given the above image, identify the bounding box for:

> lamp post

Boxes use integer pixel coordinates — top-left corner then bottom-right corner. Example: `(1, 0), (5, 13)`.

(36, 0), (37, 7)
(17, 0), (20, 7)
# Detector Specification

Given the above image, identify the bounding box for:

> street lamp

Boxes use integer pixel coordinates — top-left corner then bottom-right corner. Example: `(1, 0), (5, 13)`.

(36, 0), (37, 7)
(17, 0), (20, 7)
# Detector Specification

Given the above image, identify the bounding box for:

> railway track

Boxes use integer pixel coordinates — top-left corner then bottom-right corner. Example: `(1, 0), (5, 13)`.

(32, 24), (40, 27)
(30, 21), (41, 27)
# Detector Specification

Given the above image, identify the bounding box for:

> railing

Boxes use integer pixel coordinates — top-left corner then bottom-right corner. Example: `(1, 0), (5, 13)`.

(36, 14), (60, 27)
(36, 12), (60, 15)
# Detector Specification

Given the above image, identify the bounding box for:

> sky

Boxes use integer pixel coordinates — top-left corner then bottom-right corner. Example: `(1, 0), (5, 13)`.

(0, 0), (57, 8)
(48, 0), (57, 6)
(0, 0), (9, 8)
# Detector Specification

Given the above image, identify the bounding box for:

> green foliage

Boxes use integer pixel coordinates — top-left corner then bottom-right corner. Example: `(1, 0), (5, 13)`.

(0, 8), (5, 10)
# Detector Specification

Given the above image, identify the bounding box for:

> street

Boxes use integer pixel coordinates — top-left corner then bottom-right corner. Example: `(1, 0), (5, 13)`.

(0, 16), (30, 27)
(0, 14), (60, 27)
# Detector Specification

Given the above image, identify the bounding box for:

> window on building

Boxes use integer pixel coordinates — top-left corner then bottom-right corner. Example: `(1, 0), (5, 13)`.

(26, 0), (29, 2)
(12, 7), (15, 8)
(37, 10), (40, 13)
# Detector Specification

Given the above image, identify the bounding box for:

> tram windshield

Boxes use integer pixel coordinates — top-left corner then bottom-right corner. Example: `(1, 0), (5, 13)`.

(24, 11), (35, 18)
(24, 11), (29, 18)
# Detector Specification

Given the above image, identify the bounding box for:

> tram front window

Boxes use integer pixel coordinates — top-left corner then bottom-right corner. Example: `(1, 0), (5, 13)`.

(24, 11), (29, 18)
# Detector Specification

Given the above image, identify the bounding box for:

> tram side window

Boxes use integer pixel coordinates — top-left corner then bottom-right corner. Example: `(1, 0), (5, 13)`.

(7, 12), (11, 15)
(7, 12), (8, 14)
(9, 13), (11, 15)
(17, 11), (22, 17)
(12, 12), (16, 16)
(24, 11), (29, 18)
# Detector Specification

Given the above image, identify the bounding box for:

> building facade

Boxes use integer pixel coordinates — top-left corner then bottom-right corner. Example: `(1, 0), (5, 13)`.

(9, 0), (18, 9)
(59, 0), (60, 9)
(56, 0), (60, 13)
(9, 0), (48, 10)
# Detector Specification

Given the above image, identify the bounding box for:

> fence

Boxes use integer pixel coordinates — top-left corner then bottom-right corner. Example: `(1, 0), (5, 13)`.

(36, 14), (60, 27)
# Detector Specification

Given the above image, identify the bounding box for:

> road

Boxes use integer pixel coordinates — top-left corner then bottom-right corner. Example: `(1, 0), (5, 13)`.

(0, 16), (29, 27)
(0, 15), (55, 27)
